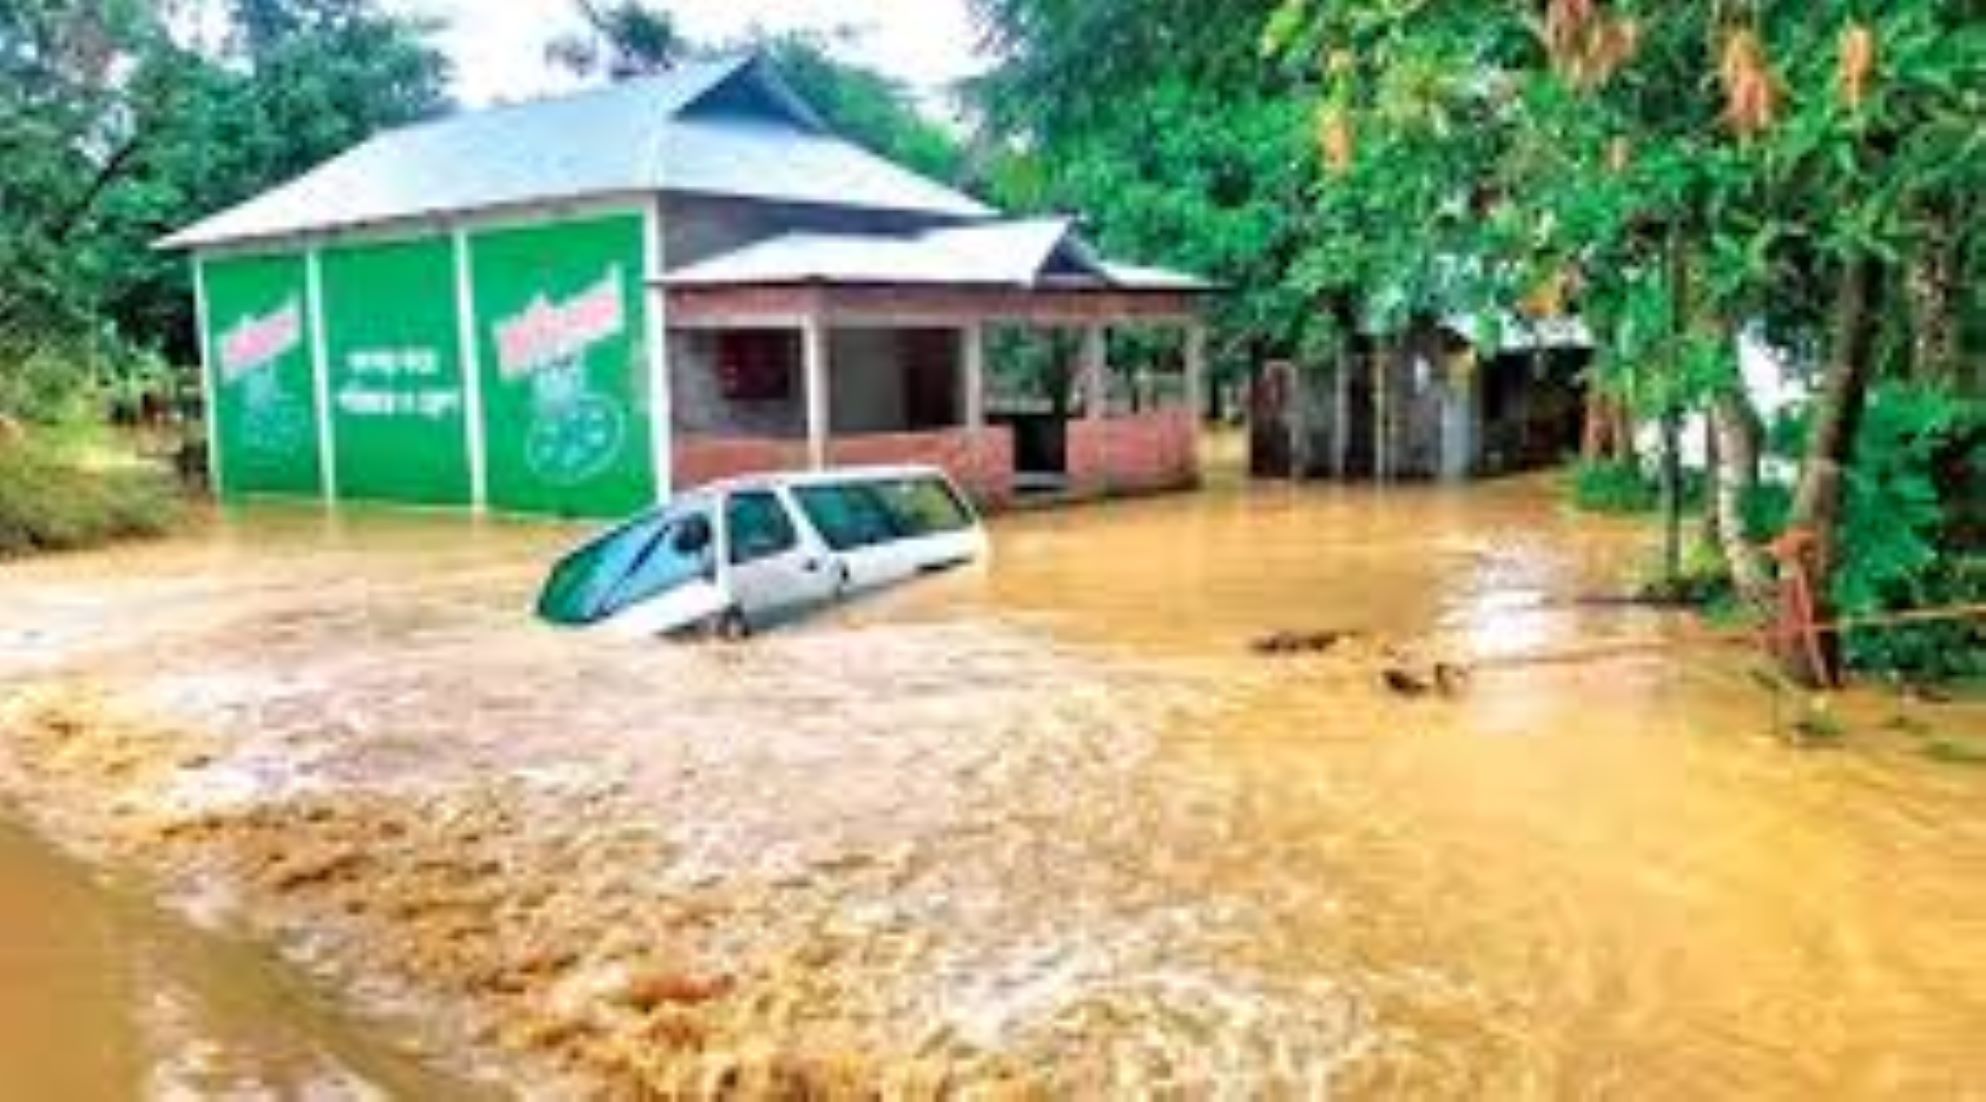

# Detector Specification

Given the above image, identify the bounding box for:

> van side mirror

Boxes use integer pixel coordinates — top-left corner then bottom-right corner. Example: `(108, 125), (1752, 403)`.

(674, 516), (712, 556)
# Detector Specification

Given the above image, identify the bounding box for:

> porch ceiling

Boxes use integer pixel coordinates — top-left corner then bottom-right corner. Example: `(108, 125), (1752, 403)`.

(662, 281), (1206, 328)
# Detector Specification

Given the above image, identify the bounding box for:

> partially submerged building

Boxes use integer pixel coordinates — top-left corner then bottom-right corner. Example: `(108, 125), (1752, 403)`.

(1250, 314), (1592, 481)
(163, 54), (1209, 518)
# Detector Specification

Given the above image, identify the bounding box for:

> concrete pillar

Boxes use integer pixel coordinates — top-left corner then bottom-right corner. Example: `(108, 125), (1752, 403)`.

(304, 247), (337, 503)
(961, 322), (986, 431)
(1332, 349), (1352, 479)
(1373, 339), (1391, 482)
(1184, 321), (1208, 422)
(641, 203), (672, 503)
(450, 228), (488, 512)
(1081, 324), (1108, 420)
(1438, 350), (1478, 482)
(803, 315), (829, 469)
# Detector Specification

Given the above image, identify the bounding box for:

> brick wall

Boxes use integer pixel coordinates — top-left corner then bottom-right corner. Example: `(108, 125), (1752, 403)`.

(829, 426), (1016, 509)
(672, 436), (806, 493)
(1068, 410), (1199, 496)
(672, 427), (1016, 509)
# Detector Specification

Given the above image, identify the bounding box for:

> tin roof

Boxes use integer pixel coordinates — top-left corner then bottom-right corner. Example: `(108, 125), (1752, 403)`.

(663, 218), (1210, 292)
(161, 54), (992, 250)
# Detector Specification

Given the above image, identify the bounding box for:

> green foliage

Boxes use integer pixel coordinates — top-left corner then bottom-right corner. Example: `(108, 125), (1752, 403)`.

(1757, 386), (1986, 679)
(546, 2), (683, 81)
(970, 0), (1322, 388)
(0, 433), (179, 556)
(1567, 458), (1660, 514)
(0, 329), (183, 427)
(763, 36), (965, 183)
(1567, 458), (1707, 516)
(0, 0), (449, 395)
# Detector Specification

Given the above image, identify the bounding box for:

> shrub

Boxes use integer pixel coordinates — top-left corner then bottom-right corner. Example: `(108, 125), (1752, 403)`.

(0, 434), (180, 557)
(1758, 386), (1986, 682)
(1566, 458), (1660, 514)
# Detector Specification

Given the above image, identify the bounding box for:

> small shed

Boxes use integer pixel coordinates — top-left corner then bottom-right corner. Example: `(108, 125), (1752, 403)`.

(163, 54), (1210, 517)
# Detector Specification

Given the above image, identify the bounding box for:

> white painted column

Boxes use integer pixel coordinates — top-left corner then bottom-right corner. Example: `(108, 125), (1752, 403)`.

(1183, 320), (1208, 473)
(642, 203), (672, 503)
(304, 246), (338, 504)
(1081, 324), (1108, 420)
(960, 322), (986, 432)
(803, 314), (830, 469)
(1183, 321), (1208, 423)
(1439, 351), (1477, 482)
(191, 256), (224, 498)
(1332, 349), (1352, 479)
(451, 227), (489, 512)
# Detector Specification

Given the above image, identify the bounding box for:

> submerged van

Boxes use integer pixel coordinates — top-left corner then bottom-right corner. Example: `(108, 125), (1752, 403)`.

(536, 466), (989, 639)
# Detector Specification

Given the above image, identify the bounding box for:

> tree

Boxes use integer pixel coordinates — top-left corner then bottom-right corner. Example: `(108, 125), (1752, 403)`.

(970, 0), (1324, 419)
(0, 0), (450, 415)
(546, 1), (683, 81)
(1267, 0), (1985, 685)
(763, 34), (966, 184)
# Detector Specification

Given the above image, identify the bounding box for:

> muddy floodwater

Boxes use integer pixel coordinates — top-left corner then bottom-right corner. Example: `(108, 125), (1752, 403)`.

(0, 815), (488, 1099)
(2, 460), (1983, 1096)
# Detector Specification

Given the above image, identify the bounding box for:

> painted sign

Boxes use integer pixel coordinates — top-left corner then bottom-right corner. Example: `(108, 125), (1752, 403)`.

(201, 253), (322, 497)
(322, 237), (472, 505)
(470, 213), (653, 517)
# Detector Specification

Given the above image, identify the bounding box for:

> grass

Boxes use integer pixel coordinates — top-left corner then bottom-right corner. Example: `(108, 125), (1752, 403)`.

(1566, 459), (1662, 514)
(0, 428), (181, 557)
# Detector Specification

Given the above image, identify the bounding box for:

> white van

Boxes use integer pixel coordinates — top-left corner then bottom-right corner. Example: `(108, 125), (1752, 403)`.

(536, 466), (989, 639)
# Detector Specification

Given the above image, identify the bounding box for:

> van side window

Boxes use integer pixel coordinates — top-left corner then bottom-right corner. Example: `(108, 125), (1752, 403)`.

(727, 492), (799, 565)
(794, 485), (900, 551)
(877, 477), (972, 536)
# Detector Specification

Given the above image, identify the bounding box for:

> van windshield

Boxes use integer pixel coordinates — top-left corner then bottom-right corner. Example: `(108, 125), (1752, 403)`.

(793, 477), (973, 552)
(537, 512), (714, 626)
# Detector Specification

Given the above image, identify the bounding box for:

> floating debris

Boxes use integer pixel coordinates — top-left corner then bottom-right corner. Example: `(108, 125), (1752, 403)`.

(1250, 630), (1359, 657)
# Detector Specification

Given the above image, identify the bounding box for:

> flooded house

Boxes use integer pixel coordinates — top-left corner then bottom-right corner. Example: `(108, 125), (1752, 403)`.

(162, 54), (1210, 518)
(1252, 314), (1593, 482)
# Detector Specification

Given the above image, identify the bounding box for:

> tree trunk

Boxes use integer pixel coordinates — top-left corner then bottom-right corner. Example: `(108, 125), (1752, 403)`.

(1711, 387), (1773, 608)
(1910, 206), (1960, 385)
(1580, 391), (1634, 463)
(1659, 408), (1685, 588)
(1778, 256), (1885, 687)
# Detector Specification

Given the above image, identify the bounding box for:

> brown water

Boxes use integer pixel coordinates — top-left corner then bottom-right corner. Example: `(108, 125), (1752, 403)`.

(0, 817), (489, 1099)
(1, 454), (1983, 1095)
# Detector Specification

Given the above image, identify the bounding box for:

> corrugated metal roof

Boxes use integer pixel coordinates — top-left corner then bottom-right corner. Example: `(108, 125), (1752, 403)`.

(655, 118), (991, 217)
(663, 219), (1210, 292)
(160, 54), (992, 249)
(1441, 313), (1594, 353)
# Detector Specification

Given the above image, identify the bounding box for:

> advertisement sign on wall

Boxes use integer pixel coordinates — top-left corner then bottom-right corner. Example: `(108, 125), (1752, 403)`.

(321, 237), (472, 506)
(202, 253), (322, 498)
(470, 213), (653, 517)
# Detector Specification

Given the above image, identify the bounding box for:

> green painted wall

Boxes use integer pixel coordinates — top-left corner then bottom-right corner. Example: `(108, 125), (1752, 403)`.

(470, 212), (654, 517)
(321, 237), (471, 506)
(201, 252), (322, 498)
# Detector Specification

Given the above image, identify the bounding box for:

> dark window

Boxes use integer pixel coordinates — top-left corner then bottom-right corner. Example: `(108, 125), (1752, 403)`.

(726, 491), (799, 565)
(875, 477), (973, 537)
(716, 331), (797, 402)
(793, 477), (974, 552)
(794, 484), (900, 552)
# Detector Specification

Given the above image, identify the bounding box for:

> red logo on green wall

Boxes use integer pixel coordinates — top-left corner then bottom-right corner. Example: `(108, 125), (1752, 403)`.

(218, 297), (304, 381)
(494, 266), (626, 378)
(493, 264), (630, 488)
